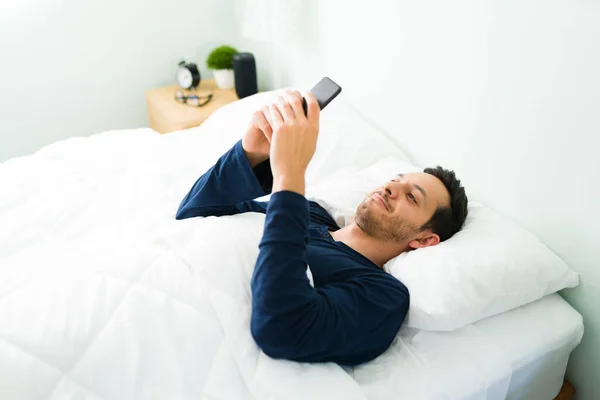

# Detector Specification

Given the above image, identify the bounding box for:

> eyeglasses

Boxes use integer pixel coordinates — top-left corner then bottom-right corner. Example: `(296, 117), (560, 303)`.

(174, 90), (213, 107)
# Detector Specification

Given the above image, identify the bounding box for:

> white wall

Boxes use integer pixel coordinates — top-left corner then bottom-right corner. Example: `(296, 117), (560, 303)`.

(237, 1), (600, 398)
(0, 0), (236, 161)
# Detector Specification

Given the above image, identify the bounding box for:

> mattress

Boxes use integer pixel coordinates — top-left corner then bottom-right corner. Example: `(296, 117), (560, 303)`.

(479, 294), (583, 400)
(350, 293), (583, 400)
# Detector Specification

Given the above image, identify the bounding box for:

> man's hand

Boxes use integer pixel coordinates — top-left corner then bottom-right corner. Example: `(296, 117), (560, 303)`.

(268, 90), (320, 195)
(242, 106), (273, 168)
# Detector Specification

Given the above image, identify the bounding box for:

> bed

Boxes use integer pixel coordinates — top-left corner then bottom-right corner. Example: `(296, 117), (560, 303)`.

(0, 92), (583, 399)
(353, 293), (582, 400)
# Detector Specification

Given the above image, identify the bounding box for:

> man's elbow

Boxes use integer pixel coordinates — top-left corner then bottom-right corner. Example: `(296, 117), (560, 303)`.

(175, 204), (193, 220)
(250, 317), (297, 360)
(175, 209), (186, 220)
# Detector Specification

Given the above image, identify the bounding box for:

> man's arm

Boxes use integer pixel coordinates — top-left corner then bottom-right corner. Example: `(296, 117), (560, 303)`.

(250, 90), (407, 365)
(251, 191), (409, 365)
(175, 140), (271, 219)
(176, 106), (275, 219)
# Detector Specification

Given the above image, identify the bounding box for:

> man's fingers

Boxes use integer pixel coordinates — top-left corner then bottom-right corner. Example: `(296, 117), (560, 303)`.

(269, 104), (284, 128)
(276, 96), (294, 121)
(261, 106), (274, 131)
(283, 89), (305, 120)
(304, 91), (320, 123)
(256, 111), (272, 141)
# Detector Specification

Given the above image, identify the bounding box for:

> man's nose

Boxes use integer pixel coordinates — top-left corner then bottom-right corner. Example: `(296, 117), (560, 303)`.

(383, 181), (398, 198)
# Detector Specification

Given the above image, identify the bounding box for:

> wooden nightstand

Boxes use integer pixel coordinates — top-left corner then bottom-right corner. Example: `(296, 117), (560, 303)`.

(554, 380), (576, 400)
(145, 79), (238, 134)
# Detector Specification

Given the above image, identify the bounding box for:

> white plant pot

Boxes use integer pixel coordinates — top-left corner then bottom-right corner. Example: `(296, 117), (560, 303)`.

(213, 69), (234, 89)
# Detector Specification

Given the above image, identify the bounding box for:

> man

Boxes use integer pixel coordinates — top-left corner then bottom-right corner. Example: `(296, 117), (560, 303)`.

(176, 90), (468, 366)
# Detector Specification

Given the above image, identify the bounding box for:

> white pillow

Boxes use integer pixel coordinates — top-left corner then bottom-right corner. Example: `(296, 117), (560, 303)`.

(187, 91), (579, 331)
(307, 158), (579, 332)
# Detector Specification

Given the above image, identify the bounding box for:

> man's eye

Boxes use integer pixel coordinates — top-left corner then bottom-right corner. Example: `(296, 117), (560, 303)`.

(408, 193), (417, 204)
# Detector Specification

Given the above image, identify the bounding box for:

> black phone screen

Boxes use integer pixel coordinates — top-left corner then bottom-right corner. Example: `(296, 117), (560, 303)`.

(303, 77), (342, 115)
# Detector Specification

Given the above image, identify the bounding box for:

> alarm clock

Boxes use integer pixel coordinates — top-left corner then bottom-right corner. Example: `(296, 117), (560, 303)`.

(176, 61), (201, 90)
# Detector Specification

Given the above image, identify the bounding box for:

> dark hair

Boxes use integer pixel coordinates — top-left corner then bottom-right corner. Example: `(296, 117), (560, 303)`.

(421, 166), (468, 242)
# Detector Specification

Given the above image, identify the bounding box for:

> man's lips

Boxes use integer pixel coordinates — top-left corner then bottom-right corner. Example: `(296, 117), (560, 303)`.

(373, 193), (389, 211)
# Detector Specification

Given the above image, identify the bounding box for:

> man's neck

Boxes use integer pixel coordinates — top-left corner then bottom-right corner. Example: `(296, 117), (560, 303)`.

(330, 223), (407, 268)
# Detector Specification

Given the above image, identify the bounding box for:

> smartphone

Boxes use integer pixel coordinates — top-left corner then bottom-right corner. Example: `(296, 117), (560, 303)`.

(302, 77), (342, 116)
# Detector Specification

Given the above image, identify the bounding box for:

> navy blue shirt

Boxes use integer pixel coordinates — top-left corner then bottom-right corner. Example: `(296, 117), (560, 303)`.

(176, 140), (409, 366)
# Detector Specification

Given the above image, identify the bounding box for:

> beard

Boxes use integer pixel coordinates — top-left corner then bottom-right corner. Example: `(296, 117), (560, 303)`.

(355, 197), (420, 243)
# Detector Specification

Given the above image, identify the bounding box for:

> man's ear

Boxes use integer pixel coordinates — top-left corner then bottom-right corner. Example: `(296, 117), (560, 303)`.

(408, 232), (440, 249)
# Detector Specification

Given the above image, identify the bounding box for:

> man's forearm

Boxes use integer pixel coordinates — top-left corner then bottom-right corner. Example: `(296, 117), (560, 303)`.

(272, 174), (306, 196)
(244, 149), (269, 169)
(250, 190), (316, 355)
(176, 140), (272, 219)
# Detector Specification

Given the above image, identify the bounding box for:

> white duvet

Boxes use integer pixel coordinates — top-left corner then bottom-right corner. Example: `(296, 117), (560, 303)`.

(0, 98), (515, 399)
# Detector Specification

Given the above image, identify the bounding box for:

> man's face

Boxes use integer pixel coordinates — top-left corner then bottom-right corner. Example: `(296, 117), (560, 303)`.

(355, 172), (450, 244)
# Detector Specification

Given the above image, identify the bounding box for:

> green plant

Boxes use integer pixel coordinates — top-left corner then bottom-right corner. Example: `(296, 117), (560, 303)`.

(206, 45), (239, 70)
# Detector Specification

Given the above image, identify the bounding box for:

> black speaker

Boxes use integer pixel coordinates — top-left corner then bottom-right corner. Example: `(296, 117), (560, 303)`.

(233, 52), (258, 99)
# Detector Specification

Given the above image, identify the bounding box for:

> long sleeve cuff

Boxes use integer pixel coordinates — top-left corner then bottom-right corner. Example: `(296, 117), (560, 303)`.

(231, 140), (273, 197)
(261, 190), (309, 246)
(175, 140), (273, 219)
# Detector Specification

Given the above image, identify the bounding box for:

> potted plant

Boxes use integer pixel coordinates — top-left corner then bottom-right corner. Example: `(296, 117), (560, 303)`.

(206, 45), (239, 89)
